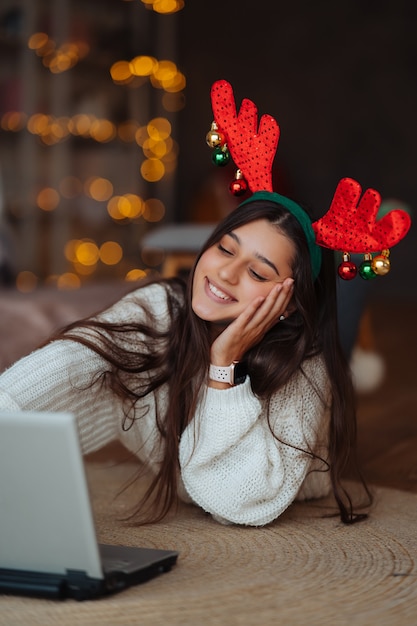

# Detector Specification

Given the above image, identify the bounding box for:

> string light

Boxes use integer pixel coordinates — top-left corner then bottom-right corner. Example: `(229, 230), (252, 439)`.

(3, 2), (185, 288)
(140, 0), (184, 14)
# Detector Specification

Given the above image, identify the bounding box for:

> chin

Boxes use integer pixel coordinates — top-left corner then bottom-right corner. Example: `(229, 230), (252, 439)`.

(192, 301), (233, 325)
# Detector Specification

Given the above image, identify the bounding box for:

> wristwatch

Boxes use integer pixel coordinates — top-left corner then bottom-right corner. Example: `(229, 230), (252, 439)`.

(209, 361), (247, 386)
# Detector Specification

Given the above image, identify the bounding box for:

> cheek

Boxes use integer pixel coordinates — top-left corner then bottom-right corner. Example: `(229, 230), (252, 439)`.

(244, 281), (275, 302)
(192, 253), (211, 292)
(194, 250), (216, 278)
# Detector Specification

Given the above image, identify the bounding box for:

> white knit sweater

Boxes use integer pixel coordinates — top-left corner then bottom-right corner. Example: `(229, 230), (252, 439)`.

(0, 283), (332, 526)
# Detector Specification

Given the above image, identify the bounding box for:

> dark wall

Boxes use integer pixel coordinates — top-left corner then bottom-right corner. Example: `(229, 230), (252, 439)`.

(177, 0), (416, 300)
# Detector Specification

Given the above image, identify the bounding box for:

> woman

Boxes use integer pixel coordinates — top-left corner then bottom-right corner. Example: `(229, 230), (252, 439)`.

(0, 198), (371, 526)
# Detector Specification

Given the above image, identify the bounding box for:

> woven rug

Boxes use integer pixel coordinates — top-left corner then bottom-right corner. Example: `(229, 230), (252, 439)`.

(1, 461), (417, 626)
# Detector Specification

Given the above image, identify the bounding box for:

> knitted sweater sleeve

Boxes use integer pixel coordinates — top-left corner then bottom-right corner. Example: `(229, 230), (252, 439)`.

(0, 340), (121, 454)
(179, 355), (331, 526)
(0, 283), (171, 456)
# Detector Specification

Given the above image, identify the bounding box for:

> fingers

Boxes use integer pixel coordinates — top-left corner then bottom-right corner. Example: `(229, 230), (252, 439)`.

(210, 279), (295, 363)
(251, 278), (294, 325)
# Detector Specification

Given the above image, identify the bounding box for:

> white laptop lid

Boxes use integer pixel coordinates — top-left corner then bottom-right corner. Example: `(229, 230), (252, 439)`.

(0, 410), (103, 579)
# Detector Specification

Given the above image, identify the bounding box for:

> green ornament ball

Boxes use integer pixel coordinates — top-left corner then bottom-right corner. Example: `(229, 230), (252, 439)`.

(211, 146), (230, 167)
(359, 260), (377, 280)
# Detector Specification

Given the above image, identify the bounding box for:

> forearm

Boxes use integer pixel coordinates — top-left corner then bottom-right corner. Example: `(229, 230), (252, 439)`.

(179, 360), (331, 526)
(0, 340), (120, 454)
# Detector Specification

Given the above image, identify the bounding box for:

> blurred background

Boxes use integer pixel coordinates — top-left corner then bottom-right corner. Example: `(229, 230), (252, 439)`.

(0, 0), (415, 301)
(0, 0), (416, 489)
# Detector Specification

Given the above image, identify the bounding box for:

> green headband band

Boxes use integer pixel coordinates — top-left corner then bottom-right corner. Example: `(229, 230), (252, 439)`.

(238, 191), (322, 280)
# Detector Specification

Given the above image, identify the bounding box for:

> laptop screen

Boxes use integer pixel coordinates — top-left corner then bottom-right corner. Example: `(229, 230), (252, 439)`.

(0, 410), (103, 579)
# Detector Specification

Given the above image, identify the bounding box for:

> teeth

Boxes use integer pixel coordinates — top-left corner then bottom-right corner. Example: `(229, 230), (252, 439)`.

(208, 281), (231, 300)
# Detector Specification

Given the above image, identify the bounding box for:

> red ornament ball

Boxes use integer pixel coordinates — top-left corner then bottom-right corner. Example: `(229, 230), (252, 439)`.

(229, 178), (248, 196)
(338, 260), (357, 280)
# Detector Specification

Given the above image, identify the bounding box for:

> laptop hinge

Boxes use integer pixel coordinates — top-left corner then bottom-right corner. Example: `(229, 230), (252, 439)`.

(0, 568), (67, 600)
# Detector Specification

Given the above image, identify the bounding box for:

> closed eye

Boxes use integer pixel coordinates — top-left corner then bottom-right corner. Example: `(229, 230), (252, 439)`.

(249, 268), (268, 281)
(218, 243), (233, 255)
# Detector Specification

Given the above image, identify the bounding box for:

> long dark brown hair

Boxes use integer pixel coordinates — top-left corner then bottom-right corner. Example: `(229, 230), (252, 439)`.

(60, 200), (372, 524)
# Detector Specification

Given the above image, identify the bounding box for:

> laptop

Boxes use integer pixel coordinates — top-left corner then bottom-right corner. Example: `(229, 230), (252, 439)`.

(0, 410), (178, 601)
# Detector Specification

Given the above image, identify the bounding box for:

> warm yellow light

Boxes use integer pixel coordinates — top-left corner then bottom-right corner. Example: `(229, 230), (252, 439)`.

(140, 158), (165, 182)
(27, 113), (51, 135)
(110, 60), (132, 84)
(90, 119), (116, 142)
(135, 126), (148, 147)
(1, 111), (27, 131)
(148, 0), (184, 13)
(143, 138), (168, 159)
(124, 194), (144, 218)
(64, 239), (81, 263)
(61, 43), (80, 63)
(16, 271), (38, 293)
(147, 117), (171, 141)
(107, 195), (143, 221)
(100, 241), (123, 265)
(75, 241), (99, 266)
(125, 269), (147, 281)
(49, 51), (72, 73)
(130, 55), (157, 76)
(162, 71), (186, 93)
(152, 60), (177, 84)
(50, 117), (70, 140)
(72, 261), (97, 276)
(28, 32), (49, 50)
(85, 177), (114, 201)
(57, 273), (81, 289)
(107, 196), (125, 221)
(143, 198), (165, 222)
(33, 36), (55, 59)
(37, 187), (60, 211)
(162, 148), (178, 174)
(69, 114), (92, 136)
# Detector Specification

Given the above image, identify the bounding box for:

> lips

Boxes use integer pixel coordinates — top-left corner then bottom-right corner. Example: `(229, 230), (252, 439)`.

(206, 278), (236, 302)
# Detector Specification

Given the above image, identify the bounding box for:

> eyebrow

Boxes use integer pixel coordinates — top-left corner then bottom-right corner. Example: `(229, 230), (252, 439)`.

(226, 231), (280, 276)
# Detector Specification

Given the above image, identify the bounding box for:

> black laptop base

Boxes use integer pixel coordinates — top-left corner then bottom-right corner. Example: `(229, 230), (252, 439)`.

(0, 567), (108, 601)
(0, 545), (178, 601)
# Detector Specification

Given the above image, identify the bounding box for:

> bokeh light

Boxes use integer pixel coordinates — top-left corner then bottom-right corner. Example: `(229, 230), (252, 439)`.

(85, 177), (114, 201)
(140, 158), (165, 182)
(16, 271), (38, 293)
(37, 188), (60, 211)
(141, 0), (184, 14)
(100, 241), (123, 265)
(143, 198), (165, 222)
(5, 2), (186, 288)
(57, 273), (81, 289)
(125, 268), (147, 281)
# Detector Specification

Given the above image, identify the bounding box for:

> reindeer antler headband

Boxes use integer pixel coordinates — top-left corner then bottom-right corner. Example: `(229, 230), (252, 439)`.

(206, 79), (411, 281)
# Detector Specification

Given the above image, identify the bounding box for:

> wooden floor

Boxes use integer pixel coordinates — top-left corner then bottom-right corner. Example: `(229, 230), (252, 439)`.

(354, 298), (417, 494)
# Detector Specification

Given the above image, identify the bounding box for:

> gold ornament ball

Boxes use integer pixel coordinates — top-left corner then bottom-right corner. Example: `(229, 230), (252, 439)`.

(206, 129), (224, 148)
(371, 255), (391, 276)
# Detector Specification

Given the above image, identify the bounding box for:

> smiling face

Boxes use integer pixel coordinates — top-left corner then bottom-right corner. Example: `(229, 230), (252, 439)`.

(192, 218), (295, 324)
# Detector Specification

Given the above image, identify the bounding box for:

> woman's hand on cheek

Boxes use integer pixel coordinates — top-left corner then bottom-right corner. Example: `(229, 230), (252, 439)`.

(210, 278), (294, 365)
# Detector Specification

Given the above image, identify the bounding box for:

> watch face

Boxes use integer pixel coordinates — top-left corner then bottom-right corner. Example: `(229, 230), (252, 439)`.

(233, 361), (247, 385)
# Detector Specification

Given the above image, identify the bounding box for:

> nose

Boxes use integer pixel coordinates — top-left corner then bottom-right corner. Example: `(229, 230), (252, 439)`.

(218, 257), (240, 284)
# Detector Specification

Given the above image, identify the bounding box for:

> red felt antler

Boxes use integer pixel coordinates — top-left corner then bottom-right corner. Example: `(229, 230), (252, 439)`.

(211, 80), (280, 192)
(312, 178), (411, 253)
(210, 80), (411, 261)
